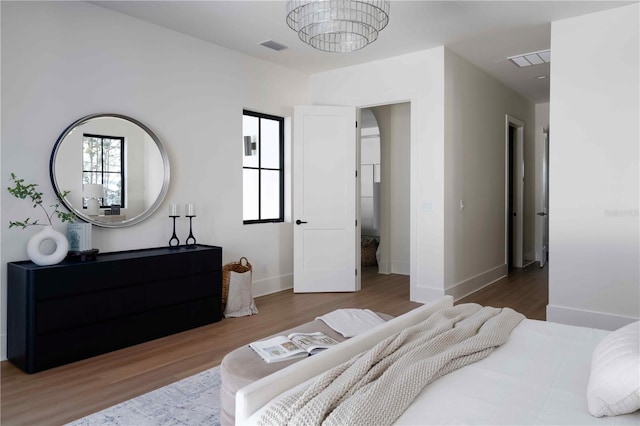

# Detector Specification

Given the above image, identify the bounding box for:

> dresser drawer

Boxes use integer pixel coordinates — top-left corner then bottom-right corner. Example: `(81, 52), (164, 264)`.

(8, 244), (222, 373)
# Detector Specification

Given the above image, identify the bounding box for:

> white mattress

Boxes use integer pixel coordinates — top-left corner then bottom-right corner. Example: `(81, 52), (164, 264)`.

(247, 319), (640, 425)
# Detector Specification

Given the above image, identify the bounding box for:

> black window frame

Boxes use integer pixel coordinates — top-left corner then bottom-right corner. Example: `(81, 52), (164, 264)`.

(82, 133), (125, 209)
(242, 110), (285, 224)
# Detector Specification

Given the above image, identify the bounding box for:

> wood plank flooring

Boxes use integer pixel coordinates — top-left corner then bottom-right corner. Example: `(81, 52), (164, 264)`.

(1, 264), (547, 426)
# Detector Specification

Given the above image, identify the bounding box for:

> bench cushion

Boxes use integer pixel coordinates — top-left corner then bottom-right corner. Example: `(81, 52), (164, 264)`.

(219, 313), (392, 426)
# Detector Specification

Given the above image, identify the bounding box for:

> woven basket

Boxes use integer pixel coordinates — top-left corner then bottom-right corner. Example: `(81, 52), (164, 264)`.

(221, 257), (252, 308)
(361, 238), (379, 267)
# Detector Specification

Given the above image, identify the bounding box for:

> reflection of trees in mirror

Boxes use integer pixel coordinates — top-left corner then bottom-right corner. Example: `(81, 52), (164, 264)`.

(7, 173), (76, 228)
(82, 134), (124, 208)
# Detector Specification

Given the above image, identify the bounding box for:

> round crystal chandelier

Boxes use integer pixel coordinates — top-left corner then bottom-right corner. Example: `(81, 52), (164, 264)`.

(286, 0), (390, 53)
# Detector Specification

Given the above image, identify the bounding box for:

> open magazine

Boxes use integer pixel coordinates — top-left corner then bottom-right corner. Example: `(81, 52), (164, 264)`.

(249, 331), (340, 364)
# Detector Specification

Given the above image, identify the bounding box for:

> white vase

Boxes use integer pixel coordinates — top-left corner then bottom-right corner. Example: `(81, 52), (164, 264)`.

(27, 225), (69, 266)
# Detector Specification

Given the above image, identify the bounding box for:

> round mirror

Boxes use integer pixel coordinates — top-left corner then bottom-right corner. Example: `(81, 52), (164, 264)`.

(50, 113), (170, 228)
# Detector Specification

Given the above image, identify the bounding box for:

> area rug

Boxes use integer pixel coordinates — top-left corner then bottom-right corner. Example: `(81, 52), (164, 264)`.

(67, 366), (221, 426)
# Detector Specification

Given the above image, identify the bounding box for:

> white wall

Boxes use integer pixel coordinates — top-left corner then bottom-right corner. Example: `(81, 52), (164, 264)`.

(443, 49), (535, 300)
(310, 47), (537, 303)
(0, 1), (309, 360)
(548, 4), (639, 329)
(310, 48), (447, 302)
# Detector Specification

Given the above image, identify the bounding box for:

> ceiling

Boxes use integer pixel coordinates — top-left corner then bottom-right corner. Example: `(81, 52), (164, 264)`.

(91, 1), (633, 104)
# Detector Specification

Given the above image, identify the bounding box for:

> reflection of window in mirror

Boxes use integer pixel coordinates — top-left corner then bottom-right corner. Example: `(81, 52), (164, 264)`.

(82, 134), (124, 209)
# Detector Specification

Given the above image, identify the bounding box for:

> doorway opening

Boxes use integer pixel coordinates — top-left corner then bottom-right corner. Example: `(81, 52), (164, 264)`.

(360, 103), (411, 286)
(505, 115), (525, 271)
(538, 128), (549, 268)
(507, 124), (515, 271)
(359, 108), (381, 276)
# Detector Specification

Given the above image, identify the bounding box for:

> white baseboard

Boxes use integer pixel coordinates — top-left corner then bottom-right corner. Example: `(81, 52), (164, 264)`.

(546, 304), (639, 331)
(390, 261), (410, 276)
(377, 261), (390, 274)
(523, 250), (536, 263)
(410, 285), (446, 304)
(445, 264), (508, 301)
(252, 274), (293, 298)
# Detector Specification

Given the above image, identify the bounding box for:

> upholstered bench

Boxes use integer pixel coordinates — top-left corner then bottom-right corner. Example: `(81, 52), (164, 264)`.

(219, 312), (392, 426)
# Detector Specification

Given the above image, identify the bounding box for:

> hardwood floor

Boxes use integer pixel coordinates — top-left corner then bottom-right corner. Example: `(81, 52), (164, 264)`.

(457, 263), (548, 321)
(1, 264), (547, 426)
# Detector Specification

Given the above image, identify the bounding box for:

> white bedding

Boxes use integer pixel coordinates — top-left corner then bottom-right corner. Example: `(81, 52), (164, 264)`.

(397, 319), (638, 425)
(244, 317), (640, 425)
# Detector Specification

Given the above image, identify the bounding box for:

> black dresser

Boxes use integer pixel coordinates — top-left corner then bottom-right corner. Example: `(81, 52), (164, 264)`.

(7, 244), (222, 373)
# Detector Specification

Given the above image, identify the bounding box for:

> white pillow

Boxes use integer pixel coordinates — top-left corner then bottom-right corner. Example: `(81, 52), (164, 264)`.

(587, 320), (640, 417)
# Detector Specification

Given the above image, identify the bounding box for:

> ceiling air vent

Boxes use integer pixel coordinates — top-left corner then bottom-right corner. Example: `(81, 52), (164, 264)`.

(508, 49), (550, 67)
(260, 40), (288, 51)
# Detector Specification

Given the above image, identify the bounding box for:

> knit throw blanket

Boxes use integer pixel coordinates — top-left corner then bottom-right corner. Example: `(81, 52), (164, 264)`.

(257, 303), (525, 426)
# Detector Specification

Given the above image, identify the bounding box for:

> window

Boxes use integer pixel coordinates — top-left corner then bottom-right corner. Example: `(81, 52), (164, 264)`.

(242, 110), (284, 224)
(83, 134), (124, 208)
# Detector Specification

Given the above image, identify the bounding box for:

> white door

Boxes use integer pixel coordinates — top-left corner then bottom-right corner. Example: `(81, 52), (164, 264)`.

(293, 105), (359, 293)
(538, 129), (549, 267)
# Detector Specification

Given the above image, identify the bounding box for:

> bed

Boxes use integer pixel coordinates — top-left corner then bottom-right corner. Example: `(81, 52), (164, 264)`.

(236, 296), (640, 425)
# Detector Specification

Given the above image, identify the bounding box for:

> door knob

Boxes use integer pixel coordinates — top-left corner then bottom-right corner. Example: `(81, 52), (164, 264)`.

(295, 219), (308, 225)
(537, 212), (548, 216)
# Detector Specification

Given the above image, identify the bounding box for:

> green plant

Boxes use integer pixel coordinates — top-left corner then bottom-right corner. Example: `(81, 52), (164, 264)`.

(7, 173), (76, 228)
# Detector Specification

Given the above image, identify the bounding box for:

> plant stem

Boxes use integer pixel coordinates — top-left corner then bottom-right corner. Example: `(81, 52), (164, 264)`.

(38, 203), (53, 226)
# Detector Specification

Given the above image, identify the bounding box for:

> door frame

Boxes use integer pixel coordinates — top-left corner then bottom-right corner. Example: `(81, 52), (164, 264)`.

(538, 127), (549, 267)
(505, 115), (525, 268)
